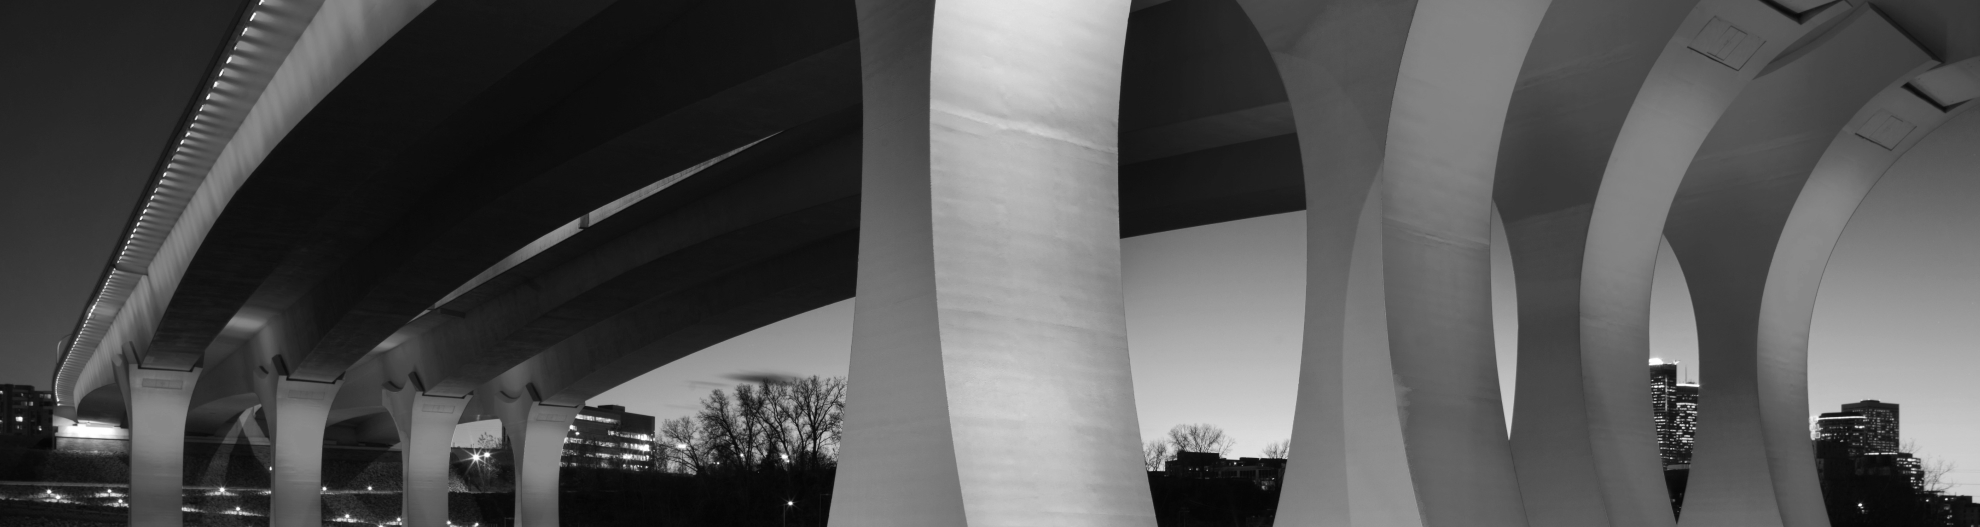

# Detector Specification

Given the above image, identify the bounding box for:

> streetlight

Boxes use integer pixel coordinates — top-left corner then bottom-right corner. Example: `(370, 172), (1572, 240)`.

(784, 500), (794, 527)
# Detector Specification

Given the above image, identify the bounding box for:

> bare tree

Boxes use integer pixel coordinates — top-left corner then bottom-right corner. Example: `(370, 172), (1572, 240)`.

(736, 383), (777, 465)
(699, 388), (768, 469)
(1143, 440), (1173, 471)
(1922, 458), (1954, 493)
(670, 376), (850, 475)
(767, 376), (847, 470)
(660, 416), (709, 474)
(1166, 423), (1234, 455)
(1901, 440), (1955, 493)
(1261, 439), (1290, 460)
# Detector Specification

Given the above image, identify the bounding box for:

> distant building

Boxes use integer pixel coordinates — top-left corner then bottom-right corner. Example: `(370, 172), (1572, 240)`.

(1842, 400), (1901, 454)
(1816, 400), (1918, 491)
(1649, 361), (1698, 468)
(1817, 411), (1870, 457)
(1925, 492), (1979, 527)
(1811, 399), (1976, 527)
(1817, 400), (1903, 458)
(562, 404), (656, 470)
(1163, 451), (1287, 490)
(0, 384), (55, 435)
(1957, 497), (1980, 527)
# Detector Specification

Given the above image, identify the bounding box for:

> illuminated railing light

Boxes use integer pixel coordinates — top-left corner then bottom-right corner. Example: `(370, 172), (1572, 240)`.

(59, 2), (281, 405)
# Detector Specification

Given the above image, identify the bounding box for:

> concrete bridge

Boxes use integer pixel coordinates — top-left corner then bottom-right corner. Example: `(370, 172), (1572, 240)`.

(45, 0), (1980, 526)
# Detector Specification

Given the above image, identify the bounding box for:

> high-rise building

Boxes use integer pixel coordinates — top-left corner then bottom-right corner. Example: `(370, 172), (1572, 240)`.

(562, 404), (656, 470)
(1816, 411), (1869, 457)
(0, 384), (55, 435)
(1649, 361), (1698, 468)
(1842, 400), (1901, 454)
(1671, 382), (1698, 463)
(1817, 400), (1903, 458)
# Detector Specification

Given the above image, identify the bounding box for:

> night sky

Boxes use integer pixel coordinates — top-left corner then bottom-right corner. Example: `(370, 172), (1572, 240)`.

(0, 1), (243, 388)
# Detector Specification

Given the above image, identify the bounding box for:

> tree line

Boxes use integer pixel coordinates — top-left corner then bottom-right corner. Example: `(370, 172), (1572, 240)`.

(659, 375), (847, 476)
(1143, 423), (1288, 471)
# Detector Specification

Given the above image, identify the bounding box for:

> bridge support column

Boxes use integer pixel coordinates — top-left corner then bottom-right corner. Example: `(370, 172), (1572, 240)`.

(1665, 10), (1931, 527)
(259, 374), (342, 527)
(1241, 0), (1549, 525)
(383, 381), (474, 527)
(1371, 2), (1554, 526)
(500, 397), (581, 527)
(120, 363), (201, 527)
(830, 0), (1153, 525)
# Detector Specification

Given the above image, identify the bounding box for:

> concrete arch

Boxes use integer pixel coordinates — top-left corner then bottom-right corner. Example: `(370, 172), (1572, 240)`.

(1233, 0), (1552, 525)
(1492, 1), (1706, 526)
(1661, 8), (1936, 527)
(1229, 0), (1420, 523)
(1490, 1), (1859, 527)
(1755, 62), (1980, 488)
(1490, 3), (1865, 527)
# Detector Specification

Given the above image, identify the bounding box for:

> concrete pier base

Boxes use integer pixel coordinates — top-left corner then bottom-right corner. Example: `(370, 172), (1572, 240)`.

(260, 374), (342, 527)
(384, 379), (474, 527)
(499, 395), (581, 527)
(120, 362), (201, 527)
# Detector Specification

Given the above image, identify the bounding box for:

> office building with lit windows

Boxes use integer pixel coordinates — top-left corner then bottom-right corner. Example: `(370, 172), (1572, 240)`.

(1817, 412), (1870, 457)
(562, 404), (656, 470)
(1649, 362), (1698, 468)
(0, 384), (55, 435)
(1818, 400), (1903, 458)
(1842, 400), (1901, 454)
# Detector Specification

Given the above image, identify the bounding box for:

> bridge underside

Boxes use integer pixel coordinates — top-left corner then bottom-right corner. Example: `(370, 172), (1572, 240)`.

(42, 0), (1980, 526)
